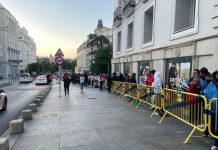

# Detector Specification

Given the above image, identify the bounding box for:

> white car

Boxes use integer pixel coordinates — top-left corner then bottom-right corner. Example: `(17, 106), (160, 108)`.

(20, 73), (33, 83)
(0, 89), (7, 111)
(35, 75), (48, 85)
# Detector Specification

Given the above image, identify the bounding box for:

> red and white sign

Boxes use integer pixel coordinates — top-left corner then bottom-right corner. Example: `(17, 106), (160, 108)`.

(55, 56), (64, 65)
(55, 48), (64, 57)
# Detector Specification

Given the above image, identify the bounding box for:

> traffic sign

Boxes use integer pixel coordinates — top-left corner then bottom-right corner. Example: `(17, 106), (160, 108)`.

(55, 48), (64, 57)
(55, 56), (64, 65)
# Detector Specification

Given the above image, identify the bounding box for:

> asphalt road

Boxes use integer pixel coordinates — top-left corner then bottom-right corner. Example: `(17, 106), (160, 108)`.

(0, 82), (50, 135)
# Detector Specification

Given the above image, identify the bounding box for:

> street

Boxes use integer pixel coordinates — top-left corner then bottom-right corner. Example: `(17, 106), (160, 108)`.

(0, 82), (50, 135)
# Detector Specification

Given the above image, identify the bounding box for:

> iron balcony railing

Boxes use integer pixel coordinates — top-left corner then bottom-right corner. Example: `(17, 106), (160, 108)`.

(123, 0), (136, 13)
(113, 7), (123, 23)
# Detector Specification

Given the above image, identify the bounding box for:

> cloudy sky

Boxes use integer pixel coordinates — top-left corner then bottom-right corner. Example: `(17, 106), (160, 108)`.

(0, 0), (114, 58)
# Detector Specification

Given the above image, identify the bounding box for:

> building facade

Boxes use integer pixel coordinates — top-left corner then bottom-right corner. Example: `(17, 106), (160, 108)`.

(19, 27), (37, 73)
(0, 3), (20, 79)
(112, 0), (218, 84)
(76, 19), (112, 73)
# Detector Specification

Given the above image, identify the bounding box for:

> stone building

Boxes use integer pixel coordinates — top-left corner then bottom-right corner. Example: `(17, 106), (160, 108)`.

(0, 3), (20, 78)
(112, 0), (218, 84)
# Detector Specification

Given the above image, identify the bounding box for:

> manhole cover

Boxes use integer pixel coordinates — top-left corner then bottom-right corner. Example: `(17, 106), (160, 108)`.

(88, 98), (97, 99)
(40, 113), (58, 119)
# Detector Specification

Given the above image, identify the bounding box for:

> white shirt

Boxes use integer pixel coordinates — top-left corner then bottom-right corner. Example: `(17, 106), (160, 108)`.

(80, 76), (85, 84)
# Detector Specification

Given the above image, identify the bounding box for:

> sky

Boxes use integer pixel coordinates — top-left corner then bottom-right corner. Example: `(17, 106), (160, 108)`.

(0, 0), (114, 59)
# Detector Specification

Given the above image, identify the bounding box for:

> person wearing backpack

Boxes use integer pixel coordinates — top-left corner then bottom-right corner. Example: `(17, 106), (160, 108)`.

(203, 71), (218, 150)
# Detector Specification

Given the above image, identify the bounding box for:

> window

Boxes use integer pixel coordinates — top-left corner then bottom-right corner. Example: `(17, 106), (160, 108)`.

(117, 31), (122, 52)
(127, 22), (133, 49)
(124, 62), (132, 75)
(143, 6), (154, 44)
(173, 0), (196, 33)
(114, 63), (121, 73)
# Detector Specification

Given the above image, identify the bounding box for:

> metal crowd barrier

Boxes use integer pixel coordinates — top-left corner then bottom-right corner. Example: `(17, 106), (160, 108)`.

(125, 83), (138, 100)
(208, 98), (218, 140)
(111, 81), (116, 92)
(159, 88), (208, 144)
(136, 84), (163, 117)
(103, 80), (108, 89)
(103, 81), (218, 144)
(113, 81), (124, 95)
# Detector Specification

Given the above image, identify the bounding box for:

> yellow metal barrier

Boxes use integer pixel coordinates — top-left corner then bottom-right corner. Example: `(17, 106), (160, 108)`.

(208, 98), (218, 140)
(159, 88), (208, 144)
(103, 80), (108, 89)
(113, 81), (124, 95)
(123, 83), (138, 102)
(136, 84), (163, 117)
(111, 81), (117, 92)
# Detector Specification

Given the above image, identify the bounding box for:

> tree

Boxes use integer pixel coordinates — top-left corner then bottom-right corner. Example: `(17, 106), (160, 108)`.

(87, 34), (112, 74)
(90, 45), (112, 74)
(62, 58), (77, 73)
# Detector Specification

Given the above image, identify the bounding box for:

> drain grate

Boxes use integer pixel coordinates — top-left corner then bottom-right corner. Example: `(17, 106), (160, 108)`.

(88, 98), (97, 100)
(40, 113), (58, 119)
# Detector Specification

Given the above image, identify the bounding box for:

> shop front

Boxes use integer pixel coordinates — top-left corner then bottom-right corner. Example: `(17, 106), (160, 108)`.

(165, 56), (192, 90)
(138, 61), (150, 84)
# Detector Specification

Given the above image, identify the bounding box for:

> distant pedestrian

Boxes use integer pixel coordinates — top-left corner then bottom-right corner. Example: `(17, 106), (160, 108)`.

(63, 73), (71, 96)
(80, 74), (85, 92)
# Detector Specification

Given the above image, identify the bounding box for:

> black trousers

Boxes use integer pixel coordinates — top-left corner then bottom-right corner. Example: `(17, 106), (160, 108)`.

(64, 86), (69, 95)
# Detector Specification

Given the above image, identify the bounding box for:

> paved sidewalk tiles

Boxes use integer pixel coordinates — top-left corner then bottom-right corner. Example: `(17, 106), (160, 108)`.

(1, 84), (212, 150)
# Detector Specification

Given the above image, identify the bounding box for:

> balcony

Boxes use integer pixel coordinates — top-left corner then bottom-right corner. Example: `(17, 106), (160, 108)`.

(123, 0), (136, 17)
(113, 7), (123, 27)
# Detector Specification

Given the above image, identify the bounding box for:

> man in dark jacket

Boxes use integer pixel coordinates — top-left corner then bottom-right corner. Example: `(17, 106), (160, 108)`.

(63, 73), (71, 96)
(107, 73), (112, 93)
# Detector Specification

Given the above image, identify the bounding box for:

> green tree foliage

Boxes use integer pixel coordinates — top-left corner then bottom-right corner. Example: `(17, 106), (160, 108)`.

(63, 58), (77, 72)
(87, 34), (112, 74)
(90, 45), (112, 74)
(27, 59), (77, 75)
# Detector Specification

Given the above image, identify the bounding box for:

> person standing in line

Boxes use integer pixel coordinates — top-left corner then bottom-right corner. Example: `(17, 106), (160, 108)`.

(63, 73), (71, 96)
(130, 73), (137, 83)
(107, 73), (112, 93)
(124, 73), (130, 82)
(80, 74), (85, 93)
(99, 74), (105, 91)
(118, 73), (124, 82)
(203, 71), (218, 150)
(150, 72), (162, 112)
(145, 70), (155, 86)
(91, 74), (95, 87)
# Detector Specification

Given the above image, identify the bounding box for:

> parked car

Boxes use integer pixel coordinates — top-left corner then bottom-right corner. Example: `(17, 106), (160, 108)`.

(20, 73), (33, 83)
(0, 89), (7, 111)
(35, 75), (48, 85)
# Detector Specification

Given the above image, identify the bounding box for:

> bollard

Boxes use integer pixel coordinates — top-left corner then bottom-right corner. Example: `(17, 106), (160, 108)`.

(22, 110), (32, 120)
(34, 99), (41, 106)
(28, 103), (37, 113)
(9, 119), (24, 134)
(0, 138), (9, 150)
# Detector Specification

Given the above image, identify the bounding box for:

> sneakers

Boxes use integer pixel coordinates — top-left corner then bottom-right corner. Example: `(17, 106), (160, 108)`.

(153, 112), (159, 116)
(211, 145), (218, 150)
(197, 124), (205, 129)
(149, 106), (155, 110)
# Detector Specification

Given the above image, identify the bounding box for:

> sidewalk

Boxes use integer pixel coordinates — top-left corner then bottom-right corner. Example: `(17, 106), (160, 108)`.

(1, 84), (212, 150)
